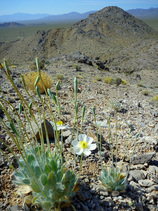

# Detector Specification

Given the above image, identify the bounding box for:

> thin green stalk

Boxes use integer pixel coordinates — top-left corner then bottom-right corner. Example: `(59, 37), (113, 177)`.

(115, 121), (118, 164)
(108, 117), (114, 167)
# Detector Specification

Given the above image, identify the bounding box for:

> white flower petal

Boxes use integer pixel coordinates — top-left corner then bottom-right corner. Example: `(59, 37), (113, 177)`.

(72, 139), (78, 146)
(83, 149), (91, 156)
(88, 143), (96, 150)
(74, 146), (83, 155)
(78, 134), (87, 141)
(86, 136), (94, 145)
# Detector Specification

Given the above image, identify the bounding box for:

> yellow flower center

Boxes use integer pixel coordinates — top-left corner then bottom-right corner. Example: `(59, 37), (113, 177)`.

(80, 140), (88, 149)
(57, 121), (63, 126)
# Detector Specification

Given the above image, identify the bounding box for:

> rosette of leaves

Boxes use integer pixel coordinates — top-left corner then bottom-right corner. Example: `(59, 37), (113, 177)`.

(13, 146), (78, 210)
(99, 167), (126, 192)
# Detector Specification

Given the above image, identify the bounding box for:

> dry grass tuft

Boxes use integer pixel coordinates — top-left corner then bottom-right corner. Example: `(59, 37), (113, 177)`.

(23, 71), (52, 93)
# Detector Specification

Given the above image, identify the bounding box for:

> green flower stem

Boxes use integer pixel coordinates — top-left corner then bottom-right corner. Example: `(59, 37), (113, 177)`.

(108, 117), (114, 167)
(79, 152), (83, 177)
(93, 108), (103, 170)
(81, 106), (85, 133)
(123, 131), (130, 161)
(115, 122), (118, 164)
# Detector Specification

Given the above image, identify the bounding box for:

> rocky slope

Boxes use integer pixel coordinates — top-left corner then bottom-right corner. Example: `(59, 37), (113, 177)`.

(0, 57), (158, 210)
(0, 6), (157, 72)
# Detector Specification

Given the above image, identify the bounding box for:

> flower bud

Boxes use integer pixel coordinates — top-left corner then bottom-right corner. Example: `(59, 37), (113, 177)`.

(74, 78), (78, 94)
(47, 89), (57, 105)
(92, 107), (96, 115)
(55, 81), (60, 91)
(34, 75), (40, 87)
(35, 86), (41, 99)
(3, 59), (10, 75)
(82, 106), (86, 119)
(21, 75), (26, 88)
(35, 57), (40, 74)
(9, 122), (19, 136)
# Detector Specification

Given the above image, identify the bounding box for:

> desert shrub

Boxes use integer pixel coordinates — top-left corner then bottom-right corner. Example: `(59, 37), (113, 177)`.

(95, 76), (102, 81)
(104, 77), (112, 84)
(11, 65), (17, 68)
(136, 83), (145, 88)
(104, 77), (126, 86)
(78, 74), (83, 79)
(73, 63), (81, 71)
(141, 90), (150, 96)
(23, 71), (52, 93)
(151, 95), (158, 101)
(115, 78), (122, 86)
(111, 101), (122, 112)
(121, 79), (127, 85)
(76, 65), (81, 71)
(56, 74), (64, 80)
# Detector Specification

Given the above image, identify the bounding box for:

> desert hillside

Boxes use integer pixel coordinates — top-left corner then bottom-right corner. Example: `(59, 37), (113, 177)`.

(0, 6), (157, 72)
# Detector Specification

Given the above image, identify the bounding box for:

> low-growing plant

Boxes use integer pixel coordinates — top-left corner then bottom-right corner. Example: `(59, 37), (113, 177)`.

(104, 77), (112, 84)
(93, 114), (138, 194)
(56, 74), (64, 80)
(121, 79), (127, 85)
(75, 65), (81, 71)
(99, 167), (126, 192)
(151, 95), (158, 101)
(141, 90), (150, 96)
(104, 77), (126, 86)
(11, 65), (17, 68)
(110, 101), (122, 112)
(14, 145), (78, 210)
(95, 75), (102, 81)
(136, 83), (145, 88)
(22, 70), (52, 93)
(78, 74), (83, 79)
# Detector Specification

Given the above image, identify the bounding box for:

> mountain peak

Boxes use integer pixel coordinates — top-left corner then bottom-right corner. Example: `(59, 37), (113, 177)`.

(73, 6), (154, 38)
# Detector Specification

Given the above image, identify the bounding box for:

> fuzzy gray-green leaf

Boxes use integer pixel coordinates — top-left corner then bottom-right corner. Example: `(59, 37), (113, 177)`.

(40, 174), (48, 186)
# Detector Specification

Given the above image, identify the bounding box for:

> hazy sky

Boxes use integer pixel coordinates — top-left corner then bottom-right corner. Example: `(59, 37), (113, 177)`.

(1, 0), (158, 15)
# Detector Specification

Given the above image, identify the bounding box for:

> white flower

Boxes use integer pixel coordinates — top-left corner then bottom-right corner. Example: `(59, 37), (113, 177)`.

(72, 134), (96, 156)
(50, 121), (69, 131)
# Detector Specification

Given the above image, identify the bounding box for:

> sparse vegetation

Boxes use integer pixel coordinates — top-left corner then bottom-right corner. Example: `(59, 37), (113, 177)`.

(136, 83), (145, 87)
(56, 74), (64, 80)
(110, 101), (122, 112)
(104, 77), (112, 84)
(104, 77), (127, 86)
(29, 60), (45, 70)
(95, 75), (102, 81)
(121, 79), (127, 85)
(151, 95), (158, 102)
(141, 90), (150, 96)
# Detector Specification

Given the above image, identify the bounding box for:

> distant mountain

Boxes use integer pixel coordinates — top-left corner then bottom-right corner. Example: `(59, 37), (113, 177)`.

(0, 13), (50, 23)
(0, 8), (158, 24)
(127, 8), (158, 19)
(37, 11), (96, 23)
(0, 22), (24, 28)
